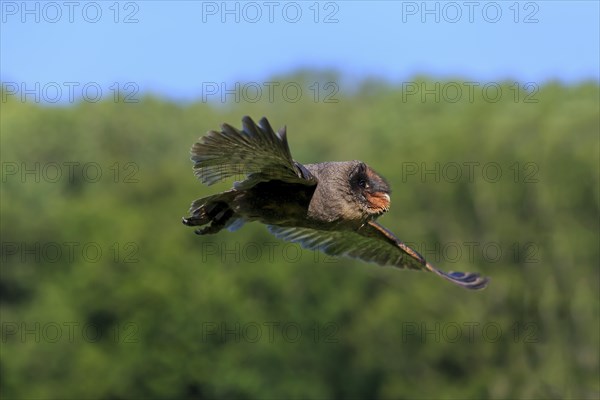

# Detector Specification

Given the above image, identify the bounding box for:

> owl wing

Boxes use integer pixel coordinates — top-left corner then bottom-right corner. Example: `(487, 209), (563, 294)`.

(268, 220), (489, 290)
(191, 116), (317, 188)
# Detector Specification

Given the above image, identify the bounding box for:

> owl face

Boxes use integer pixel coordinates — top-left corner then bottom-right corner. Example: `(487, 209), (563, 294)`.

(349, 162), (391, 216)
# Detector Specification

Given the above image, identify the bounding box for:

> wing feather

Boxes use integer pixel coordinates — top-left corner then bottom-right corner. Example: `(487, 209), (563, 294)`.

(191, 116), (316, 187)
(268, 221), (489, 290)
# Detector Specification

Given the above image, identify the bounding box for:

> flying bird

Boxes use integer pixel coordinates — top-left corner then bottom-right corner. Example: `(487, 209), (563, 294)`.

(183, 116), (489, 290)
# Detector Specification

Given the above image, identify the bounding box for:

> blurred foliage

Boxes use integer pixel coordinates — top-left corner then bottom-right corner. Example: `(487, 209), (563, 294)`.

(1, 74), (599, 399)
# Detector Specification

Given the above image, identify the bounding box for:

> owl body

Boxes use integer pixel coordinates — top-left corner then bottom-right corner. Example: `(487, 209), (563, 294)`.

(183, 116), (489, 290)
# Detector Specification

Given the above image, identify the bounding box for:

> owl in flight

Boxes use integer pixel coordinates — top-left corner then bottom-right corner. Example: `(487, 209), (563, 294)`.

(183, 116), (489, 290)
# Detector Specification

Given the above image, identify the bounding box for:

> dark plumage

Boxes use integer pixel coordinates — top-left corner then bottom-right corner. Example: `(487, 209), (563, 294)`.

(183, 116), (489, 290)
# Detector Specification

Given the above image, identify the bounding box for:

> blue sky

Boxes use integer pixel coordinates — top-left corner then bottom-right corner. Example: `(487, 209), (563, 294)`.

(1, 1), (598, 103)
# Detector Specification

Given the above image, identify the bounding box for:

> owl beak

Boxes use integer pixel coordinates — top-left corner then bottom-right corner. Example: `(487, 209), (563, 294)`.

(377, 192), (391, 210)
(366, 191), (391, 214)
(381, 193), (390, 204)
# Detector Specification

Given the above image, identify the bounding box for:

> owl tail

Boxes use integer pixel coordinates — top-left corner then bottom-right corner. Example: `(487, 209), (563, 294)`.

(182, 190), (240, 235)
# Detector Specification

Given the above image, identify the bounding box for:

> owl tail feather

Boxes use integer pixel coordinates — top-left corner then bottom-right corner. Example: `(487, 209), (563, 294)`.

(182, 190), (239, 235)
(424, 262), (489, 290)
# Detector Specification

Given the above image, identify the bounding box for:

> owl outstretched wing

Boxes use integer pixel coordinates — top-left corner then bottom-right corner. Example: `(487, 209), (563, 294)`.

(191, 116), (316, 188)
(268, 220), (489, 290)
